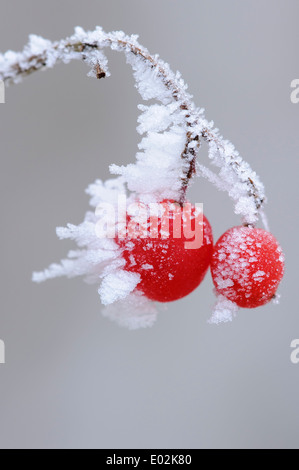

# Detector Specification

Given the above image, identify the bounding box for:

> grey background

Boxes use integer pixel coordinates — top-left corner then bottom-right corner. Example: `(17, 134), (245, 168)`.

(0, 0), (298, 449)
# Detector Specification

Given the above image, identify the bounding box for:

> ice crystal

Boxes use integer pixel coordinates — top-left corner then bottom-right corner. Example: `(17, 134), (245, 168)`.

(0, 27), (268, 327)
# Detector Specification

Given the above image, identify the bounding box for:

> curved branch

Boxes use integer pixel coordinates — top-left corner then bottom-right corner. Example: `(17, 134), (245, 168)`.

(0, 27), (265, 224)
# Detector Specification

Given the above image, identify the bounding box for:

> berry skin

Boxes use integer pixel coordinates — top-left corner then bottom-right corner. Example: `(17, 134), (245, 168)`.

(211, 226), (285, 308)
(116, 201), (213, 302)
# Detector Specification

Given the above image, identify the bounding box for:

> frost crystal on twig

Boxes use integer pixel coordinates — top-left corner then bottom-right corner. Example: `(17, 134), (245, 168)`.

(0, 27), (267, 327)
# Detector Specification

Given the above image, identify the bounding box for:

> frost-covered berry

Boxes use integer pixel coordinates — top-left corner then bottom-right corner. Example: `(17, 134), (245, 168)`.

(117, 201), (213, 302)
(211, 226), (285, 308)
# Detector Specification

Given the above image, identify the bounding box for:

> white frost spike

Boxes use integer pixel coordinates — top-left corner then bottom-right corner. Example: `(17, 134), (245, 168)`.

(137, 103), (183, 134)
(99, 270), (140, 306)
(110, 126), (186, 199)
(86, 177), (127, 210)
(28, 35), (53, 56)
(200, 141), (265, 225)
(208, 295), (239, 324)
(102, 292), (158, 330)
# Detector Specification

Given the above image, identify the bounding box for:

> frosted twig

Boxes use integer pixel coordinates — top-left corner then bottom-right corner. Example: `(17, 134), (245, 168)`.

(0, 27), (265, 224)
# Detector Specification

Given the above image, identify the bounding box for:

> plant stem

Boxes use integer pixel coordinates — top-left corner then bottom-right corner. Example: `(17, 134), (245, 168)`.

(0, 29), (265, 222)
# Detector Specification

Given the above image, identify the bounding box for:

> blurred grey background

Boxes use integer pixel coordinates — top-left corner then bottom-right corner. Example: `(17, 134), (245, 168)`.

(0, 0), (298, 449)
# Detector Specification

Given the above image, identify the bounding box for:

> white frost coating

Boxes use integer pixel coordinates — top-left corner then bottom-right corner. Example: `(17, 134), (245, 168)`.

(0, 27), (110, 84)
(252, 270), (266, 283)
(99, 270), (141, 305)
(102, 292), (158, 330)
(31, 179), (134, 301)
(0, 26), (269, 327)
(201, 141), (265, 225)
(32, 177), (153, 328)
(272, 293), (281, 305)
(27, 35), (53, 56)
(110, 127), (186, 199)
(209, 295), (239, 324)
(141, 264), (154, 270)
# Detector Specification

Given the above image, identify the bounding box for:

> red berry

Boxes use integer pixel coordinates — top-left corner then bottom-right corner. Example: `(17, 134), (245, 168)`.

(116, 201), (213, 302)
(211, 226), (285, 308)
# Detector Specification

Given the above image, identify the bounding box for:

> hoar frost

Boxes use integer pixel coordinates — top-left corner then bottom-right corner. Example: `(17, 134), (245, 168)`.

(0, 27), (268, 327)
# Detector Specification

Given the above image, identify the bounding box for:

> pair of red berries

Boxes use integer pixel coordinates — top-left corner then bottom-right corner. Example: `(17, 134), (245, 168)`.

(116, 200), (284, 309)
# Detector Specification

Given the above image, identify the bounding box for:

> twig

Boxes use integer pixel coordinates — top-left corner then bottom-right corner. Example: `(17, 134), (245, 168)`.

(0, 28), (265, 222)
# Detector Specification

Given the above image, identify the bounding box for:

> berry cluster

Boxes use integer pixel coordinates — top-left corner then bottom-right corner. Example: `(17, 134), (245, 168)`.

(116, 200), (285, 309)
